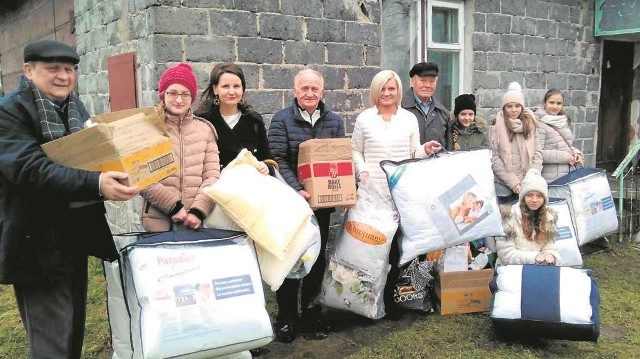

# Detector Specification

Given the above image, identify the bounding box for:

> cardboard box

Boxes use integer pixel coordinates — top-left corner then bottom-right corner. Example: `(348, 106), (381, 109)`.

(42, 107), (177, 190)
(435, 268), (493, 315)
(297, 138), (357, 208)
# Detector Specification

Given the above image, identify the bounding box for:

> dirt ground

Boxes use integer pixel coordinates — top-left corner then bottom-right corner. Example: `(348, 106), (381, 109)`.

(260, 309), (428, 359)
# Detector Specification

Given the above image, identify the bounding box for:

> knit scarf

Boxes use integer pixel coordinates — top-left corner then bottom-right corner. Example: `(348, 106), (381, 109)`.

(494, 107), (536, 172)
(24, 77), (84, 142)
(537, 109), (568, 128)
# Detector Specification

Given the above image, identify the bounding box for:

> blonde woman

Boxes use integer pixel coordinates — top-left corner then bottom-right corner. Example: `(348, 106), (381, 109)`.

(350, 69), (442, 317)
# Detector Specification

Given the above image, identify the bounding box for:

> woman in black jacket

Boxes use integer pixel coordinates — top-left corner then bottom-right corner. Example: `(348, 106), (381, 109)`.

(196, 62), (274, 173)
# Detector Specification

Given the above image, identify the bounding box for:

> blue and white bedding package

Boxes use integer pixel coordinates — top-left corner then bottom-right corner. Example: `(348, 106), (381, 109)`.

(105, 229), (272, 359)
(547, 197), (582, 267)
(489, 264), (600, 342)
(381, 148), (505, 266)
(548, 168), (618, 246)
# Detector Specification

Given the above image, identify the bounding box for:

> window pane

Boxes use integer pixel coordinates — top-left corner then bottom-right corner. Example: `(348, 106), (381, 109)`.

(431, 7), (459, 44)
(426, 50), (459, 109)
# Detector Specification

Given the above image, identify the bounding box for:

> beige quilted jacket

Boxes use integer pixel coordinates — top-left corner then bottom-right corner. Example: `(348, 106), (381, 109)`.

(141, 105), (220, 231)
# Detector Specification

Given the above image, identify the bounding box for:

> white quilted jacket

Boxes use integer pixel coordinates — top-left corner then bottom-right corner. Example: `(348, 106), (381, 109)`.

(351, 106), (427, 200)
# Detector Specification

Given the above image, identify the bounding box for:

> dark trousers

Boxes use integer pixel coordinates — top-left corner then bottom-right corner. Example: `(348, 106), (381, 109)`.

(383, 229), (402, 309)
(13, 257), (89, 359)
(276, 208), (332, 320)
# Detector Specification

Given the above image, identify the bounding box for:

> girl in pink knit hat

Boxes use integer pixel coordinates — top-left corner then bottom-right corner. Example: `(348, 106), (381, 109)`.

(140, 63), (221, 231)
(490, 82), (543, 204)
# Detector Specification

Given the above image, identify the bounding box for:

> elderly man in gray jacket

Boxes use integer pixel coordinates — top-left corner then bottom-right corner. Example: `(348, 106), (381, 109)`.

(401, 61), (452, 150)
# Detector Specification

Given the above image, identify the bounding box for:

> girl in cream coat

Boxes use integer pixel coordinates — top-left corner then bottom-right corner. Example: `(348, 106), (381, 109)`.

(496, 169), (560, 266)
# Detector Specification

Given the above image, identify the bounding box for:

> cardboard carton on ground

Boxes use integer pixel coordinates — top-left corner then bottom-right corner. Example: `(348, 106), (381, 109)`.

(435, 268), (493, 315)
(297, 138), (357, 208)
(42, 107), (177, 190)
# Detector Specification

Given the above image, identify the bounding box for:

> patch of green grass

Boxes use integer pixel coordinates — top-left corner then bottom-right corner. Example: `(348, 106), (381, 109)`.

(1, 242), (640, 358)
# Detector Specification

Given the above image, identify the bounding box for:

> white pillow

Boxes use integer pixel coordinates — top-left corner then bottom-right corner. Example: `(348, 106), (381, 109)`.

(381, 149), (504, 266)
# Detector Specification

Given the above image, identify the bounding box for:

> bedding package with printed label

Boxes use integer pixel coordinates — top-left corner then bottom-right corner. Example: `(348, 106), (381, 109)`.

(318, 182), (396, 319)
(106, 229), (272, 359)
(548, 197), (582, 267)
(489, 264), (600, 341)
(203, 204), (321, 291)
(381, 148), (505, 266)
(548, 167), (618, 246)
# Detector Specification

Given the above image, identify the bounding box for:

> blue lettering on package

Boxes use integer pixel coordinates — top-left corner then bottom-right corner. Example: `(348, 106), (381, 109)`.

(601, 196), (614, 210)
(556, 226), (573, 240)
(213, 275), (254, 300)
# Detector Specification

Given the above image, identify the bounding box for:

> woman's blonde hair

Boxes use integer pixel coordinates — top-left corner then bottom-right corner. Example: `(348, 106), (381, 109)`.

(369, 70), (403, 107)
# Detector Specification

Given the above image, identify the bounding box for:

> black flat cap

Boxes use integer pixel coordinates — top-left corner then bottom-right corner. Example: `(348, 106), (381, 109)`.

(23, 39), (80, 64)
(409, 62), (438, 77)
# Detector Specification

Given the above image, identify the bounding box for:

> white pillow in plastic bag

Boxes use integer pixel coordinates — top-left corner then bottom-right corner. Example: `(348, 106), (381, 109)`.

(109, 229), (272, 359)
(381, 149), (505, 266)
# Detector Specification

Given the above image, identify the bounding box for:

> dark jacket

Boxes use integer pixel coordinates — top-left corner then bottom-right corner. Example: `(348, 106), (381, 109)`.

(451, 116), (490, 150)
(200, 107), (271, 169)
(268, 99), (345, 191)
(0, 77), (115, 284)
(401, 90), (452, 149)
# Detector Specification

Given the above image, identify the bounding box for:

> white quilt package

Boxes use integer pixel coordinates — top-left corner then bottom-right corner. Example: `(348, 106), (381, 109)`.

(318, 182), (396, 319)
(548, 167), (618, 245)
(106, 229), (272, 359)
(203, 149), (313, 259)
(490, 264), (600, 341)
(204, 205), (321, 291)
(547, 198), (582, 267)
(381, 148), (504, 266)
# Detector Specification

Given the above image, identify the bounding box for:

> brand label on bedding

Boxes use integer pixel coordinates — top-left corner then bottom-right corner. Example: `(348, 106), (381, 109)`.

(345, 221), (387, 245)
(156, 253), (196, 266)
(213, 275), (254, 300)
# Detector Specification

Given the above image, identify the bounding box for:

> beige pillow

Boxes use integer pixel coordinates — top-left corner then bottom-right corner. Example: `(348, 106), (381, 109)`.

(203, 149), (313, 259)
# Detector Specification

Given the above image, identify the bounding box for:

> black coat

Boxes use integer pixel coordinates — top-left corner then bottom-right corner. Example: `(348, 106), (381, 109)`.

(268, 99), (345, 191)
(0, 78), (116, 284)
(201, 107), (272, 169)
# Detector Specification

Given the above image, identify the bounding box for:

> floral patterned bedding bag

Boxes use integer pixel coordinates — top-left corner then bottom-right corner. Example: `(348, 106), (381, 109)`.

(317, 182), (397, 319)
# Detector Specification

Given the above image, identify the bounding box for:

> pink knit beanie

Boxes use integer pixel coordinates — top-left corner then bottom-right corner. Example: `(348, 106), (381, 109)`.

(502, 82), (525, 108)
(158, 63), (198, 100)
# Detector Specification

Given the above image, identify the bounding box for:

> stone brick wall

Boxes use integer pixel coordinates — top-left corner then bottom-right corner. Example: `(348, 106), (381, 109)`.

(72, 0), (381, 232)
(472, 0), (601, 166)
(75, 0), (380, 132)
(0, 0), (75, 95)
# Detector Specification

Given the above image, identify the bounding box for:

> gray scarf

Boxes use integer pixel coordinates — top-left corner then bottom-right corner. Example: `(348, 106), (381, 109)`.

(23, 76), (84, 142)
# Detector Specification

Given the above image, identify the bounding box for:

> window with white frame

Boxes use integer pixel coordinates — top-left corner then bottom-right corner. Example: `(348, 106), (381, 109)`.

(413, 0), (464, 109)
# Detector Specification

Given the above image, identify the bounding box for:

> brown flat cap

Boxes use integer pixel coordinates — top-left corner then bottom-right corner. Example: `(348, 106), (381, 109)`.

(23, 39), (80, 64)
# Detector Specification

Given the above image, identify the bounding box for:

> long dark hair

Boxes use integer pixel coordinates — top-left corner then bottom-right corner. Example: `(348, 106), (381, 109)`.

(195, 62), (251, 115)
(519, 199), (553, 246)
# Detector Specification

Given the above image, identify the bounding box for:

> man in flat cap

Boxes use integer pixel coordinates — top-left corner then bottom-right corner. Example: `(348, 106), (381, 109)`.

(401, 61), (451, 149)
(0, 39), (138, 358)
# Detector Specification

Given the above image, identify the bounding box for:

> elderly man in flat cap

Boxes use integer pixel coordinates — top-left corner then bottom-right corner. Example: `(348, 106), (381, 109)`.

(0, 39), (138, 358)
(401, 61), (451, 150)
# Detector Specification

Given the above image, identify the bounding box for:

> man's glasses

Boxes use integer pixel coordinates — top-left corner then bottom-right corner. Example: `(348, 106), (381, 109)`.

(165, 91), (192, 100)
